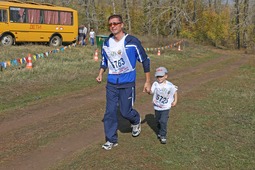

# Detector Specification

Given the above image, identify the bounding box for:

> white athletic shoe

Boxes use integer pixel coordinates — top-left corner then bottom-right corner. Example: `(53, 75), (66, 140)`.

(102, 141), (118, 150)
(131, 118), (141, 137)
(160, 136), (167, 144)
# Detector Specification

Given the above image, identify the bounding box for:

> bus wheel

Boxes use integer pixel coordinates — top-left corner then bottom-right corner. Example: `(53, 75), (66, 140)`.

(50, 35), (62, 47)
(1, 34), (13, 46)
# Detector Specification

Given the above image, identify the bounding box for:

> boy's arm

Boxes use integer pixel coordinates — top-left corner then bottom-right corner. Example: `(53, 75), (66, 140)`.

(171, 92), (178, 106)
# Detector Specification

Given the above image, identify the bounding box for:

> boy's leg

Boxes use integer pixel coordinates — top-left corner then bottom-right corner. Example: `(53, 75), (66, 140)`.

(158, 109), (170, 137)
(155, 110), (161, 136)
(103, 86), (119, 143)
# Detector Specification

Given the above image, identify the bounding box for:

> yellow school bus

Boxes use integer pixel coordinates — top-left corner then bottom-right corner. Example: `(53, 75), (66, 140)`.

(0, 0), (78, 46)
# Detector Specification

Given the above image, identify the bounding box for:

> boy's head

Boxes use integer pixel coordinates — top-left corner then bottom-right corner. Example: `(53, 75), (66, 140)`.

(155, 67), (168, 83)
(155, 67), (168, 77)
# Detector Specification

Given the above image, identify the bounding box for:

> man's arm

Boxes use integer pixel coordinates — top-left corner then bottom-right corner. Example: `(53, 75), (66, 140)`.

(96, 68), (105, 83)
(143, 72), (151, 94)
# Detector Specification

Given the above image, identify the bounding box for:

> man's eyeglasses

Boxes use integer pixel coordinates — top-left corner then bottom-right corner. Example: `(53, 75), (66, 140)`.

(108, 22), (122, 27)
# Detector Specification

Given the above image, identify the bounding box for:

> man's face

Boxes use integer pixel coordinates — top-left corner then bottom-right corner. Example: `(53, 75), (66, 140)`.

(108, 18), (123, 35)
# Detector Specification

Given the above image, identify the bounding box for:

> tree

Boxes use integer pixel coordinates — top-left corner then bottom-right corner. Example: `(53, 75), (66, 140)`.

(123, 0), (131, 33)
(235, 0), (241, 49)
(243, 0), (249, 49)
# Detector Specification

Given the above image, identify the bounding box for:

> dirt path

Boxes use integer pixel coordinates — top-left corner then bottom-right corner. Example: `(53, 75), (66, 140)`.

(0, 52), (250, 170)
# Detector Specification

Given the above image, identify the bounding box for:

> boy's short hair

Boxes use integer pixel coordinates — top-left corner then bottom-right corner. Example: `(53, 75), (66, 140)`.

(155, 67), (168, 77)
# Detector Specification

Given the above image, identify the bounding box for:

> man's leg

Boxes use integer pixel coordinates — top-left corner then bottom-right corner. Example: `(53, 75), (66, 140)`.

(104, 86), (119, 143)
(119, 87), (140, 124)
(119, 87), (141, 137)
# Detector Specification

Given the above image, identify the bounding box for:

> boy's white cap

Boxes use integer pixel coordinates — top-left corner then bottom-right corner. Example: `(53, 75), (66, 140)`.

(155, 67), (168, 77)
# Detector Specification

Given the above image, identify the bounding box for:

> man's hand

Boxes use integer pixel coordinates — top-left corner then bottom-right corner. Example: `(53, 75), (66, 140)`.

(96, 74), (102, 83)
(143, 72), (151, 94)
(143, 82), (151, 94)
(96, 68), (105, 83)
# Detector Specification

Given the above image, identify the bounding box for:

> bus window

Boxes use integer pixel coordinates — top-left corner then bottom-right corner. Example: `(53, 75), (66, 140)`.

(10, 7), (26, 23)
(60, 11), (72, 25)
(0, 9), (7, 22)
(43, 10), (59, 24)
(27, 8), (40, 23)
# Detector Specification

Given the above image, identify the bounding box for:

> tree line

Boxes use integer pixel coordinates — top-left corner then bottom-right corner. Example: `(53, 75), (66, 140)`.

(19, 0), (255, 50)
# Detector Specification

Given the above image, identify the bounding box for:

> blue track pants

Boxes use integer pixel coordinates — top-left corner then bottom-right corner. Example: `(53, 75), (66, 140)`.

(104, 85), (140, 143)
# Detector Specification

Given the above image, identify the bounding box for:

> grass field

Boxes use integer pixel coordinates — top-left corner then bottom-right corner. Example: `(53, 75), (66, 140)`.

(0, 40), (254, 170)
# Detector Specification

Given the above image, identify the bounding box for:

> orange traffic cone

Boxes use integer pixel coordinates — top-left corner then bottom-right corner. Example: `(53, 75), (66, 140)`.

(94, 49), (99, 61)
(157, 48), (161, 56)
(178, 44), (181, 51)
(26, 54), (32, 69)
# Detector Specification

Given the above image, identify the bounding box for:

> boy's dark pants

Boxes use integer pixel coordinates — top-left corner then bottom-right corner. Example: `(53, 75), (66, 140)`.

(155, 109), (170, 137)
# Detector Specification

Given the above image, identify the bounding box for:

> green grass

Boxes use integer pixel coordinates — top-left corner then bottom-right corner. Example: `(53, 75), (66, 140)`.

(49, 59), (254, 169)
(0, 44), (99, 113)
(53, 50), (254, 169)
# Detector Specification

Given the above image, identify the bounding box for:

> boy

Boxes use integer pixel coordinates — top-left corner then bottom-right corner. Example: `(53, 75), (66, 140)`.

(89, 28), (95, 46)
(150, 67), (178, 144)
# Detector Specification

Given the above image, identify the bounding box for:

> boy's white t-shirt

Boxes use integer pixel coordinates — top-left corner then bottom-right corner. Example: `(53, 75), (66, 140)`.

(151, 80), (177, 111)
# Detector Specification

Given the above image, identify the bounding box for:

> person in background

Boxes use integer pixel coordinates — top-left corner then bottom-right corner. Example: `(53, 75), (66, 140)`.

(83, 25), (87, 46)
(78, 25), (84, 45)
(78, 25), (87, 46)
(150, 67), (178, 144)
(89, 28), (95, 46)
(96, 14), (151, 150)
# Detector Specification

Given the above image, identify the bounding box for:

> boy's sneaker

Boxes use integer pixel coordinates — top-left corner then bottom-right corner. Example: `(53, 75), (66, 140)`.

(157, 134), (161, 139)
(160, 136), (167, 144)
(131, 118), (141, 137)
(102, 141), (118, 150)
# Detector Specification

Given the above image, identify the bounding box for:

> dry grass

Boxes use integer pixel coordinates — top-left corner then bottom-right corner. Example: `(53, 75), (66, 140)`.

(1, 39), (254, 169)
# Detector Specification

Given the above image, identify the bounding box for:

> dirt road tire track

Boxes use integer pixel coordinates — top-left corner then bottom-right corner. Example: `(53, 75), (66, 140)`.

(0, 53), (250, 170)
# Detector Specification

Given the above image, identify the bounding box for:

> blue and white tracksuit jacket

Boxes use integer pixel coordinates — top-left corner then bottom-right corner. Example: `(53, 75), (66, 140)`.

(100, 33), (150, 143)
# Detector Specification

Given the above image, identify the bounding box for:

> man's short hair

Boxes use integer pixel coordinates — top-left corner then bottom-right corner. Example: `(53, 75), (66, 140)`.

(108, 14), (123, 23)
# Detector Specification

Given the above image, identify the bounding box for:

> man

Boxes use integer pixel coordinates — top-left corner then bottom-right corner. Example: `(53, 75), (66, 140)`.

(78, 25), (87, 46)
(82, 25), (87, 45)
(96, 14), (151, 150)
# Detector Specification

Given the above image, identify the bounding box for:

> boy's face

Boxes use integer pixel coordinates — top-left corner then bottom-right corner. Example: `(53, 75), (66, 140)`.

(156, 74), (167, 83)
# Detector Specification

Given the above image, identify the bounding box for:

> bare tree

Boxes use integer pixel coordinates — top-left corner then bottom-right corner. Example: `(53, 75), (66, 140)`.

(235, 0), (241, 49)
(143, 0), (153, 35)
(84, 0), (90, 27)
(243, 0), (249, 49)
(111, 0), (116, 14)
(88, 0), (97, 31)
(193, 0), (197, 22)
(123, 0), (131, 33)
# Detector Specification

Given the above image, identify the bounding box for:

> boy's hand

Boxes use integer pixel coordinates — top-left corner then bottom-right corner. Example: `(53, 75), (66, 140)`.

(171, 101), (177, 107)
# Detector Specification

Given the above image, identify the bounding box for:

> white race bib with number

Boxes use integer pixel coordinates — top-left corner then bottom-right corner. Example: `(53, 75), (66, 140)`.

(103, 35), (134, 74)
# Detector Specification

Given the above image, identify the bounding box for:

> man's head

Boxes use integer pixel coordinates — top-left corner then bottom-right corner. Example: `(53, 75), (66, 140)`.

(108, 14), (124, 36)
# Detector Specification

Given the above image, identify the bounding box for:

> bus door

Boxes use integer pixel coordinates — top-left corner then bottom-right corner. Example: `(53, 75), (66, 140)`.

(0, 8), (9, 38)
